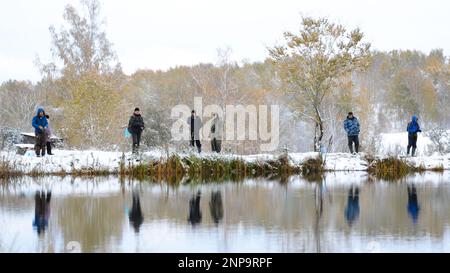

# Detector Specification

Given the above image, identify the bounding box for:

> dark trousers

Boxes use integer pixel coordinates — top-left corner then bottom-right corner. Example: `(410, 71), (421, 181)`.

(211, 138), (222, 153)
(35, 133), (47, 157)
(46, 142), (52, 155)
(131, 131), (142, 154)
(348, 135), (359, 153)
(190, 136), (202, 153)
(407, 133), (418, 156)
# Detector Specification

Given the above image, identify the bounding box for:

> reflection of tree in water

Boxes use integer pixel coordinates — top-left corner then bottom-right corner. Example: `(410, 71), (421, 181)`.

(56, 194), (125, 252)
(33, 191), (52, 236)
(314, 182), (323, 253)
(129, 190), (144, 233)
(209, 191), (223, 225)
(407, 184), (420, 224)
(188, 191), (202, 225)
(345, 186), (360, 227)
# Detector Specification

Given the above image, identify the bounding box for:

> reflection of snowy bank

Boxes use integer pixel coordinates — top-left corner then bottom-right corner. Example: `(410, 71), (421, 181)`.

(1, 149), (450, 175)
(3, 171), (449, 197)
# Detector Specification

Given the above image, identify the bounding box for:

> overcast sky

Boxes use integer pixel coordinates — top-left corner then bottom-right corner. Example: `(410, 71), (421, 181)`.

(0, 0), (449, 83)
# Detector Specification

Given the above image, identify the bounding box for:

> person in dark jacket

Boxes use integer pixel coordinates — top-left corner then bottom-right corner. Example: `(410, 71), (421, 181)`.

(407, 184), (420, 224)
(33, 190), (52, 235)
(32, 108), (48, 157)
(188, 191), (202, 226)
(343, 112), (360, 154)
(128, 108), (145, 154)
(129, 190), (144, 233)
(187, 110), (202, 153)
(407, 115), (422, 157)
(43, 112), (53, 155)
(345, 186), (360, 227)
(209, 113), (223, 153)
(209, 191), (223, 225)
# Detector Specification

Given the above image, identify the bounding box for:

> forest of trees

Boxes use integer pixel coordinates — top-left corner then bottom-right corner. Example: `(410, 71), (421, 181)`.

(0, 0), (449, 154)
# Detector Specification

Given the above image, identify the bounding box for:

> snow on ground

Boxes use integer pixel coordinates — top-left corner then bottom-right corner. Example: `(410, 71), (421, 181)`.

(2, 148), (450, 175)
(1, 128), (450, 174)
(378, 130), (450, 156)
(404, 154), (450, 169)
(322, 153), (369, 171)
(1, 150), (123, 174)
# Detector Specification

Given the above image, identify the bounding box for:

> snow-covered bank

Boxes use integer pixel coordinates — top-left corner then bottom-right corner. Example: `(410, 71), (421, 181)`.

(378, 130), (450, 156)
(1, 149), (450, 175)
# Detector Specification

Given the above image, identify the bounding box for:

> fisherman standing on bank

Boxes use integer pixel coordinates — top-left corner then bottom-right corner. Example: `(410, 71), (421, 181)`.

(128, 107), (145, 155)
(187, 110), (202, 153)
(32, 108), (48, 157)
(344, 112), (360, 154)
(407, 115), (422, 157)
(43, 111), (53, 155)
(209, 113), (223, 153)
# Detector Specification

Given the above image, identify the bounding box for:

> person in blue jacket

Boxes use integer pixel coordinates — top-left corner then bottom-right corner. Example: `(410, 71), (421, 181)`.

(33, 190), (52, 235)
(407, 115), (422, 157)
(343, 112), (360, 154)
(407, 184), (420, 225)
(345, 186), (360, 227)
(32, 108), (48, 157)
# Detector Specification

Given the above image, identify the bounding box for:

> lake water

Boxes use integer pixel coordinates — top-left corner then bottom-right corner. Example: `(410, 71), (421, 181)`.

(1, 172), (450, 253)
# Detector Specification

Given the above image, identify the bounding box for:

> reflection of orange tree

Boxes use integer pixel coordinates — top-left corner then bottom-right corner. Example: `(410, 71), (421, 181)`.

(4, 176), (444, 252)
(55, 195), (125, 252)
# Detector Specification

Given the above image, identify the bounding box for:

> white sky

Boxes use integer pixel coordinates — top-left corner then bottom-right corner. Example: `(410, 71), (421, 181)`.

(0, 0), (449, 83)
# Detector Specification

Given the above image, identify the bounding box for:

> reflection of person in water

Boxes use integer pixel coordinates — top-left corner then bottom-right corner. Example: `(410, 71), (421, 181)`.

(33, 191), (52, 235)
(129, 190), (144, 233)
(345, 187), (360, 227)
(407, 184), (420, 224)
(188, 191), (202, 225)
(209, 191), (223, 225)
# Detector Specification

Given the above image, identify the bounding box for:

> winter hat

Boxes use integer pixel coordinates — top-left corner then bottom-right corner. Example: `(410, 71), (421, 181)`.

(135, 107), (140, 112)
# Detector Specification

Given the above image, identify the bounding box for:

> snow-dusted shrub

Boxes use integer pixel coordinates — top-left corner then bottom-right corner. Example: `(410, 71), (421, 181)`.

(141, 108), (171, 149)
(426, 128), (450, 155)
(366, 134), (381, 156)
(0, 127), (22, 151)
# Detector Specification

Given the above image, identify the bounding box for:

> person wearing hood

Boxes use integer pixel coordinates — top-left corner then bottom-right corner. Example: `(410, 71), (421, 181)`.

(407, 115), (422, 157)
(343, 112), (360, 154)
(209, 113), (223, 153)
(33, 190), (52, 235)
(407, 184), (420, 224)
(31, 108), (48, 157)
(187, 110), (202, 153)
(128, 108), (145, 154)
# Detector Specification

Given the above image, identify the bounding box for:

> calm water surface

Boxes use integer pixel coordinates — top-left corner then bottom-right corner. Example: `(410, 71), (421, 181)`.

(1, 172), (450, 253)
